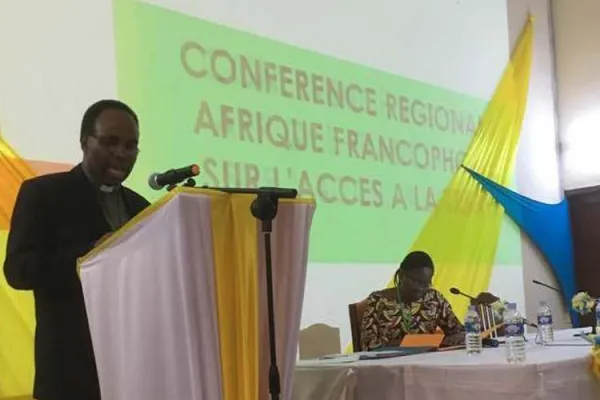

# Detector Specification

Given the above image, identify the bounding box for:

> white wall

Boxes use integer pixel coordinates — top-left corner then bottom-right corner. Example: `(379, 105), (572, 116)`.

(552, 0), (600, 190)
(0, 1), (117, 163)
(508, 0), (570, 328)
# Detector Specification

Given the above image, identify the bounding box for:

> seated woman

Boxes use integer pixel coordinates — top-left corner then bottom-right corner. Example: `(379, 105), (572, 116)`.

(360, 251), (465, 351)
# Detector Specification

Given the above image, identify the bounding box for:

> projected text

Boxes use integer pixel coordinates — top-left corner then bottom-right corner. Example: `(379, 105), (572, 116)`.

(183, 41), (482, 211)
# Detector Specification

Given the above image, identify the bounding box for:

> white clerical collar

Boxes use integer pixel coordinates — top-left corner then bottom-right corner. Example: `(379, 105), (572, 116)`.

(82, 163), (120, 193)
(100, 184), (116, 193)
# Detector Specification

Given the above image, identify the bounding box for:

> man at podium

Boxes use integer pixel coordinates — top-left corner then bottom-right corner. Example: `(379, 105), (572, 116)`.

(3, 100), (150, 400)
(360, 251), (465, 351)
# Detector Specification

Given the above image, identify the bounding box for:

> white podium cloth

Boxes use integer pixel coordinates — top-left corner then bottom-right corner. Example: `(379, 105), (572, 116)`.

(79, 190), (315, 400)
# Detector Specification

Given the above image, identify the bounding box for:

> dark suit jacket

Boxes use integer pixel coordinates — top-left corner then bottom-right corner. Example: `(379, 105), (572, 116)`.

(3, 164), (150, 400)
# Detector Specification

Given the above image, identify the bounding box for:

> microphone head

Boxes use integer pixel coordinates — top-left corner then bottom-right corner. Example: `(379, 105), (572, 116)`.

(148, 173), (163, 190)
(449, 287), (460, 295)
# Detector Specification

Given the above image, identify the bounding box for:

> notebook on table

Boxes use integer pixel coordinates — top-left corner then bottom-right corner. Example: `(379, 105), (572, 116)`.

(400, 333), (444, 348)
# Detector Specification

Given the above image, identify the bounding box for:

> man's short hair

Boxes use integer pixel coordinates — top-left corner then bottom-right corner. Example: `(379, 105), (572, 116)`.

(80, 99), (139, 143)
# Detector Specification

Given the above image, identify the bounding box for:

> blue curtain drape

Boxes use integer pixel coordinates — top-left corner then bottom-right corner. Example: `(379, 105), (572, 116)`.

(462, 165), (578, 325)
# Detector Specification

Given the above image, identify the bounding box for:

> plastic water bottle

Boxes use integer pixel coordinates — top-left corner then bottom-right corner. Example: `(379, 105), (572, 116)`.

(465, 305), (482, 355)
(536, 301), (554, 344)
(595, 300), (600, 333)
(504, 303), (526, 363)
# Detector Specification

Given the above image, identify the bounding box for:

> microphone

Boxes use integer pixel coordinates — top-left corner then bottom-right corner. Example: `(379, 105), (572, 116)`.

(256, 187), (298, 199)
(148, 164), (200, 190)
(449, 287), (476, 301)
(450, 287), (502, 305)
(532, 279), (561, 293)
(200, 186), (298, 199)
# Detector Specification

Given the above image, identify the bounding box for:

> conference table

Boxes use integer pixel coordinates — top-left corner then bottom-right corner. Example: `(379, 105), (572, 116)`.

(293, 329), (600, 400)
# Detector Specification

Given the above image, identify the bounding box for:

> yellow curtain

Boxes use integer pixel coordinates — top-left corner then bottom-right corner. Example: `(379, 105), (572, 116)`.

(211, 194), (260, 400)
(387, 17), (534, 321)
(593, 348), (600, 380)
(0, 133), (36, 399)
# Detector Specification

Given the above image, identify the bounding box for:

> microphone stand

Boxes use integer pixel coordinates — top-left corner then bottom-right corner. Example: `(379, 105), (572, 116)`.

(532, 279), (586, 331)
(195, 186), (298, 400)
(251, 191), (281, 400)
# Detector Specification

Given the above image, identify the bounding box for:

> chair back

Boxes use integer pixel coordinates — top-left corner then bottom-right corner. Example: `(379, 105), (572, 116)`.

(298, 323), (341, 360)
(348, 298), (369, 352)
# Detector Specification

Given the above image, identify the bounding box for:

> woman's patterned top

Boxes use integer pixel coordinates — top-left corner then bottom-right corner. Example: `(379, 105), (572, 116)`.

(360, 288), (464, 351)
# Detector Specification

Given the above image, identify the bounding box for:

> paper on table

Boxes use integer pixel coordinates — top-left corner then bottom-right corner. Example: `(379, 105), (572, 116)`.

(315, 354), (360, 364)
(542, 333), (592, 347)
(544, 341), (591, 347)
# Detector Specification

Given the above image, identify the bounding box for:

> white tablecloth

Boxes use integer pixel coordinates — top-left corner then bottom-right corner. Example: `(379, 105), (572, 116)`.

(293, 329), (600, 400)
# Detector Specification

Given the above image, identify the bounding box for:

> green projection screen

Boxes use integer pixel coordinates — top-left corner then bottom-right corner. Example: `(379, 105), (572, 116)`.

(113, 0), (520, 265)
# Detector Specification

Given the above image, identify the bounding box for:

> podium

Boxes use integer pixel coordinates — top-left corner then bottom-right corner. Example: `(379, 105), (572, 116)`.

(78, 188), (315, 400)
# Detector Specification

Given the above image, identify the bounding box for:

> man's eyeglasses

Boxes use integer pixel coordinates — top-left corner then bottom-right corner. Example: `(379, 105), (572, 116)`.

(90, 135), (139, 156)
